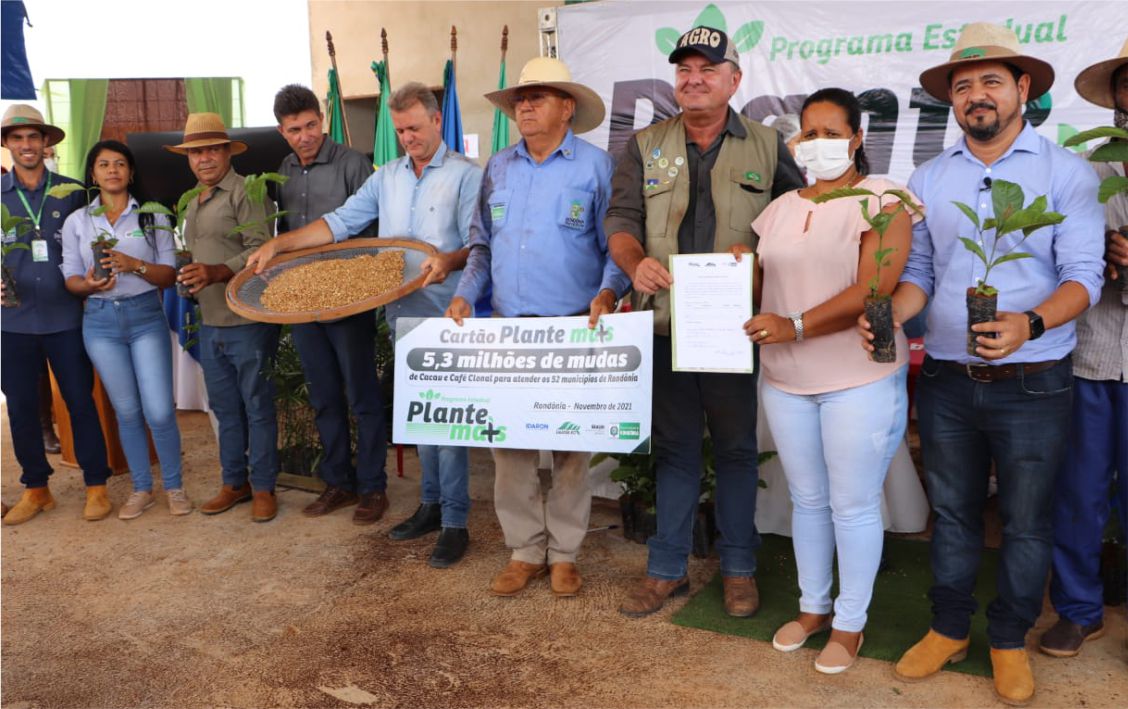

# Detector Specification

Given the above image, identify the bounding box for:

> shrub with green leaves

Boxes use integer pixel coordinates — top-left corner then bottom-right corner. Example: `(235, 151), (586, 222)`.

(1063, 126), (1128, 204)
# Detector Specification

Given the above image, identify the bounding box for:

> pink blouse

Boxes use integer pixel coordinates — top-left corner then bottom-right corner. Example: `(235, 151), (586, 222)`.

(752, 176), (923, 395)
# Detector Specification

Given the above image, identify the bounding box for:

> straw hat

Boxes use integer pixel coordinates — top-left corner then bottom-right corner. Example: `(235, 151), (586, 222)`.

(1075, 37), (1128, 109)
(1, 104), (65, 146)
(164, 112), (247, 155)
(485, 57), (605, 134)
(919, 22), (1054, 102)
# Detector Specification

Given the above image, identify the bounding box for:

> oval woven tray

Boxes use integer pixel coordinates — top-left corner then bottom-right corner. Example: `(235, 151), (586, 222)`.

(225, 237), (439, 324)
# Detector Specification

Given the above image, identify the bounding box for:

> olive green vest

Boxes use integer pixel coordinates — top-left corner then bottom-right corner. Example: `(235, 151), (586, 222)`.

(632, 113), (779, 335)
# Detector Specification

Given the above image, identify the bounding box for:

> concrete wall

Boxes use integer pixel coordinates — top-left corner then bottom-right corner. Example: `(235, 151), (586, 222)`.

(308, 1), (560, 162)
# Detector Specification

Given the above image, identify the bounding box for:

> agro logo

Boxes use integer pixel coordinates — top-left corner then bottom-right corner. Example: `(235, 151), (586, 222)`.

(655, 3), (763, 56)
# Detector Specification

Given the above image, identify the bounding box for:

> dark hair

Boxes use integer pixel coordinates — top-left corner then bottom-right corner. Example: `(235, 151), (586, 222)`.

(84, 139), (157, 250)
(800, 88), (869, 175)
(273, 84), (321, 123)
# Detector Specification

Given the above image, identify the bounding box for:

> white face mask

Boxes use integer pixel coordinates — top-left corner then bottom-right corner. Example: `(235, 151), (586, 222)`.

(795, 138), (854, 181)
(43, 157), (59, 173)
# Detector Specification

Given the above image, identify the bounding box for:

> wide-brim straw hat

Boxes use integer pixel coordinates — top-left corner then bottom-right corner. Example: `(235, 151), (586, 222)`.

(1075, 37), (1128, 109)
(919, 22), (1054, 102)
(164, 112), (247, 155)
(486, 57), (606, 134)
(1, 104), (65, 146)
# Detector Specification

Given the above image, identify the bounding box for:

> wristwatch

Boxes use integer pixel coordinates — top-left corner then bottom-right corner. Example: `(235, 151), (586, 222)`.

(1025, 310), (1045, 340)
(787, 312), (805, 342)
(135, 262), (148, 276)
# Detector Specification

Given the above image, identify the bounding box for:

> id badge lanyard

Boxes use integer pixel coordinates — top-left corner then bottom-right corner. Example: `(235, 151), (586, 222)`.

(14, 173), (53, 263)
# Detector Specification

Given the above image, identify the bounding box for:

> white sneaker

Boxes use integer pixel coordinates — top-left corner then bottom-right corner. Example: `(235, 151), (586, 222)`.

(166, 488), (193, 516)
(118, 490), (154, 520)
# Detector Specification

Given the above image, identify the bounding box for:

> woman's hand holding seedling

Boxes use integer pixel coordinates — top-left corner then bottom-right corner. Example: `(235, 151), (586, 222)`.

(81, 265), (116, 294)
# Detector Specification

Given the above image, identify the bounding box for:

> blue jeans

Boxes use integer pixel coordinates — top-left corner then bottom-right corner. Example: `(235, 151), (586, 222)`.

(417, 445), (470, 528)
(917, 356), (1073, 648)
(1051, 377), (1128, 626)
(291, 312), (387, 494)
(0, 327), (111, 487)
(648, 336), (761, 580)
(762, 368), (908, 632)
(199, 323), (280, 491)
(82, 292), (182, 492)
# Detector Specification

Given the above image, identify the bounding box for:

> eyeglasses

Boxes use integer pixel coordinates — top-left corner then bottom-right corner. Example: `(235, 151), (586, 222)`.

(507, 91), (559, 109)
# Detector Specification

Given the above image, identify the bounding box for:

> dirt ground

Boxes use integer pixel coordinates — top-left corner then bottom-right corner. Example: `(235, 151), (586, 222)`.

(2, 408), (1126, 709)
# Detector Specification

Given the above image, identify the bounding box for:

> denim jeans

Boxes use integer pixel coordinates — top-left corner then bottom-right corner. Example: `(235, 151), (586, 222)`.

(292, 312), (387, 494)
(0, 328), (111, 487)
(418, 444), (470, 528)
(917, 355), (1073, 648)
(82, 292), (182, 492)
(198, 323), (280, 491)
(1051, 377), (1128, 626)
(762, 367), (908, 632)
(648, 336), (761, 580)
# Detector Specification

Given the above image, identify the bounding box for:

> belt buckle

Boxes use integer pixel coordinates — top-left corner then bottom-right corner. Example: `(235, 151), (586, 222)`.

(965, 363), (993, 382)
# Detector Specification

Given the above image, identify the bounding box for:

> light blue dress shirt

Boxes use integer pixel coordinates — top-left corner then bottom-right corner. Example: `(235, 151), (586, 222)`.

(455, 129), (630, 317)
(322, 141), (483, 325)
(901, 122), (1105, 364)
(60, 196), (174, 299)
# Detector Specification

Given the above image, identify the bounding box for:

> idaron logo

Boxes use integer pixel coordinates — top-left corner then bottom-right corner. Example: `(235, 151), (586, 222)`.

(557, 421), (581, 435)
(655, 4), (763, 56)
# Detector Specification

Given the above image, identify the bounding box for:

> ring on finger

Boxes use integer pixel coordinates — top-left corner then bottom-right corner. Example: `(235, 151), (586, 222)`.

(759, 329), (769, 338)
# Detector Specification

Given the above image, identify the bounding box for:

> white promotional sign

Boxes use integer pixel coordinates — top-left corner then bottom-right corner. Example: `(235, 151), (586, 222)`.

(557, 1), (1121, 183)
(393, 312), (654, 454)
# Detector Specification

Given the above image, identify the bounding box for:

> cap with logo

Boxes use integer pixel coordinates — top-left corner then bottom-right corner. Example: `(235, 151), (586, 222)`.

(668, 26), (740, 67)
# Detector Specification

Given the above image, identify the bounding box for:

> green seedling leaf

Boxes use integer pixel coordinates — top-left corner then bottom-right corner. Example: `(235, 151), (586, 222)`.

(812, 186), (878, 203)
(1090, 141), (1128, 163)
(975, 282), (998, 297)
(959, 236), (988, 265)
(1062, 125), (1128, 147)
(1098, 175), (1128, 204)
(135, 201), (174, 217)
(732, 20), (764, 51)
(175, 186), (207, 218)
(875, 247), (894, 264)
(951, 200), (980, 230)
(994, 251), (1034, 266)
(655, 27), (680, 54)
(1020, 212), (1065, 237)
(991, 179), (1024, 229)
(46, 183), (87, 200)
(2, 241), (31, 259)
(693, 4), (727, 32)
(882, 189), (924, 217)
(90, 204), (110, 217)
(982, 217), (997, 232)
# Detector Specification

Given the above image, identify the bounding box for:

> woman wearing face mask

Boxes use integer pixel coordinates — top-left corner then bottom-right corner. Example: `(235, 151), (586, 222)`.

(61, 140), (191, 520)
(737, 88), (921, 673)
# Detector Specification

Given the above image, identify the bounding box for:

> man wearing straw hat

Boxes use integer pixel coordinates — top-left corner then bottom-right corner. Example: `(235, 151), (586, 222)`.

(605, 26), (804, 621)
(867, 23), (1105, 704)
(445, 56), (629, 597)
(1038, 37), (1128, 660)
(248, 82), (483, 562)
(166, 113), (281, 523)
(1, 104), (114, 524)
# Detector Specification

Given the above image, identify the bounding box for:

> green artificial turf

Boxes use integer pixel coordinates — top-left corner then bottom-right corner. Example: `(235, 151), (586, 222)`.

(671, 534), (997, 677)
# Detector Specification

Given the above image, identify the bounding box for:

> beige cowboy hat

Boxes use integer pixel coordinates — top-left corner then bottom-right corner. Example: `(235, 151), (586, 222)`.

(919, 22), (1055, 102)
(1, 104), (65, 146)
(1075, 37), (1128, 109)
(485, 57), (606, 134)
(164, 112), (248, 155)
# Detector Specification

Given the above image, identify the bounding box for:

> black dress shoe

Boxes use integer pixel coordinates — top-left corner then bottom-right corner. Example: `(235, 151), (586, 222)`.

(428, 527), (469, 568)
(1039, 618), (1104, 657)
(388, 503), (442, 540)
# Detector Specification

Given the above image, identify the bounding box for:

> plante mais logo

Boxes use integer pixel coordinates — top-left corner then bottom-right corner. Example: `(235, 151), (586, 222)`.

(655, 3), (763, 57)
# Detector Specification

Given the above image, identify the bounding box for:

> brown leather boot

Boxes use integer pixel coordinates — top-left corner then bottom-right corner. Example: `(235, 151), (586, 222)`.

(352, 491), (388, 525)
(251, 490), (277, 523)
(301, 486), (358, 517)
(618, 576), (690, 618)
(199, 484), (253, 515)
(722, 576), (760, 617)
(550, 562), (583, 597)
(3, 487), (56, 525)
(894, 629), (970, 682)
(83, 485), (112, 521)
(990, 647), (1035, 706)
(490, 560), (547, 596)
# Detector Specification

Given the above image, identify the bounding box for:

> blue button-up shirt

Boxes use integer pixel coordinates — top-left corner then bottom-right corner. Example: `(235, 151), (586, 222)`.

(60, 196), (175, 299)
(902, 122), (1105, 364)
(323, 142), (482, 325)
(1, 170), (87, 334)
(455, 130), (629, 317)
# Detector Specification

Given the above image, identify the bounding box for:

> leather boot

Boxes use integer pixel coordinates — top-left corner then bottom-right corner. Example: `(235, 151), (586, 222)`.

(83, 485), (112, 521)
(39, 373), (60, 454)
(3, 487), (56, 525)
(550, 562), (583, 597)
(894, 629), (970, 682)
(199, 484), (253, 515)
(990, 647), (1035, 706)
(722, 576), (760, 617)
(429, 527), (469, 568)
(490, 560), (547, 596)
(389, 503), (442, 540)
(251, 490), (277, 523)
(619, 576), (690, 617)
(353, 491), (388, 525)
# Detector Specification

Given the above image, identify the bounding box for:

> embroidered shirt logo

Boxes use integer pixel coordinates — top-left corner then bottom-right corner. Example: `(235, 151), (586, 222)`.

(565, 200), (586, 229)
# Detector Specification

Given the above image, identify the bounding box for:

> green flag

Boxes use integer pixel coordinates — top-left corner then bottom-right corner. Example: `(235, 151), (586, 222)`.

(370, 60), (397, 168)
(491, 58), (510, 155)
(326, 68), (346, 144)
